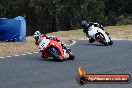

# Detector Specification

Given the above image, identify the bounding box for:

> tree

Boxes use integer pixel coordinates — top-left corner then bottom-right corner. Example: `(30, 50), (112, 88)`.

(0, 0), (131, 35)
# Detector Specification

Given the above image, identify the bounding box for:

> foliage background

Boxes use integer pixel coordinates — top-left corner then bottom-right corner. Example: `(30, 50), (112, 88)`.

(0, 0), (131, 35)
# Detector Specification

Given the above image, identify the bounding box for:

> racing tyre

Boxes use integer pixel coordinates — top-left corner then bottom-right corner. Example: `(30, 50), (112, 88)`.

(41, 55), (48, 58)
(100, 40), (108, 46)
(48, 47), (63, 62)
(108, 40), (113, 45)
(89, 38), (95, 43)
(41, 53), (48, 58)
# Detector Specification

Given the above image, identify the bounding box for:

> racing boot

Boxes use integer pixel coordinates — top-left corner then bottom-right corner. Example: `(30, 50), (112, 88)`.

(61, 43), (70, 52)
(62, 43), (75, 60)
(63, 49), (70, 59)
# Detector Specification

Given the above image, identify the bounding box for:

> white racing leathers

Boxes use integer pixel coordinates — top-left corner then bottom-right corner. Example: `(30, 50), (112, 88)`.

(87, 25), (113, 45)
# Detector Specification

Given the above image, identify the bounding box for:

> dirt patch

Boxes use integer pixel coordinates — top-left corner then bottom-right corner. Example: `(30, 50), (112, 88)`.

(47, 29), (87, 40)
(106, 25), (132, 40)
(0, 38), (37, 56)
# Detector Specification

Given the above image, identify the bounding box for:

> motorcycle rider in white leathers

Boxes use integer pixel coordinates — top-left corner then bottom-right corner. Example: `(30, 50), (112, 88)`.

(81, 21), (109, 43)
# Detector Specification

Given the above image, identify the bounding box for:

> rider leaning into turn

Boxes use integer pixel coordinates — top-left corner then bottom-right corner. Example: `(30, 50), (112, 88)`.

(34, 31), (69, 57)
(81, 21), (104, 37)
(81, 20), (107, 43)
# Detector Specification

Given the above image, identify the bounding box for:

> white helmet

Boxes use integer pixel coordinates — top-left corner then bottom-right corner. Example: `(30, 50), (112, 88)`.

(34, 31), (41, 41)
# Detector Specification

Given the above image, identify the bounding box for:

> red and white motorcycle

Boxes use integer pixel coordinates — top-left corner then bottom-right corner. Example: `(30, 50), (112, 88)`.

(38, 37), (75, 62)
(86, 25), (113, 46)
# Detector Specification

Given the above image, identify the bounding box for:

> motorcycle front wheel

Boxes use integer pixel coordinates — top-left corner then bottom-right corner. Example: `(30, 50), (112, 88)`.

(100, 39), (108, 46)
(48, 47), (63, 62)
(108, 40), (113, 45)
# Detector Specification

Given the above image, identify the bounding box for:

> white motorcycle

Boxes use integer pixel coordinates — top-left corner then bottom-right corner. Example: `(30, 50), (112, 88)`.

(85, 25), (113, 46)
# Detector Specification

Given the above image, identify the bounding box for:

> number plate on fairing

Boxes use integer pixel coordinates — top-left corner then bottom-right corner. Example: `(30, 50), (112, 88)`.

(38, 37), (50, 51)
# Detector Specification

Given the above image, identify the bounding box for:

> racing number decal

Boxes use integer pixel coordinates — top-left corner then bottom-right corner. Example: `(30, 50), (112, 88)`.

(39, 38), (50, 49)
(41, 42), (45, 48)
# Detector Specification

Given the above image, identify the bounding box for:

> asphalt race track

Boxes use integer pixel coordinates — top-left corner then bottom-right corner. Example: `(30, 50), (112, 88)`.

(0, 40), (132, 88)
